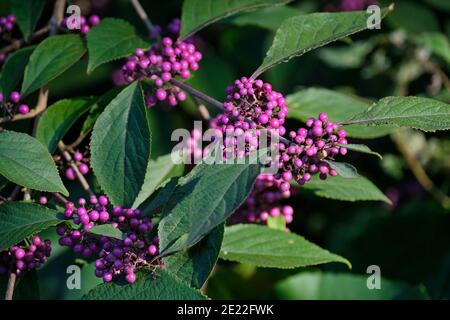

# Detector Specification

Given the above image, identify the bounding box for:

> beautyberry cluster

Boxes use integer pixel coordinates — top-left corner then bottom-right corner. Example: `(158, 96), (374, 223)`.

(121, 19), (202, 108)
(229, 174), (294, 227)
(57, 195), (160, 283)
(276, 112), (347, 187)
(54, 148), (90, 181)
(61, 15), (101, 34)
(0, 236), (51, 276)
(224, 77), (288, 135)
(0, 91), (30, 117)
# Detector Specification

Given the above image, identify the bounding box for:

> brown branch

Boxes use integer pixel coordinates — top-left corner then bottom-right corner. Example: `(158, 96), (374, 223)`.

(0, 87), (49, 124)
(53, 192), (68, 204)
(0, 26), (49, 55)
(66, 131), (90, 152)
(58, 141), (94, 196)
(4, 272), (16, 300)
(130, 0), (155, 33)
(49, 0), (66, 36)
(393, 130), (450, 209)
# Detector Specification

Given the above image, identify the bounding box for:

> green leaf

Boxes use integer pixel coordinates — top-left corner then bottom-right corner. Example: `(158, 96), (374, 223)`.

(423, 0), (450, 13)
(140, 177), (180, 215)
(87, 18), (151, 74)
(82, 269), (206, 300)
(414, 32), (450, 66)
(36, 98), (94, 154)
(286, 88), (393, 138)
(10, 0), (46, 40)
(267, 215), (286, 230)
(339, 144), (382, 160)
(220, 224), (351, 268)
(158, 162), (260, 256)
(327, 161), (359, 178)
(386, 1), (439, 34)
(21, 34), (86, 96)
(90, 82), (151, 208)
(163, 224), (224, 289)
(0, 175), (9, 191)
(318, 41), (375, 69)
(87, 224), (124, 240)
(0, 131), (68, 195)
(0, 202), (61, 251)
(0, 46), (35, 99)
(275, 272), (428, 300)
(301, 175), (391, 204)
(132, 153), (184, 209)
(229, 6), (300, 31)
(81, 87), (124, 134)
(252, 7), (391, 77)
(180, 0), (292, 40)
(344, 96), (450, 132)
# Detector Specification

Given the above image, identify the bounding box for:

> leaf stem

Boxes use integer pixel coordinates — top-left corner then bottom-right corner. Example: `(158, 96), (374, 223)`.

(58, 141), (94, 196)
(130, 0), (155, 33)
(4, 272), (16, 300)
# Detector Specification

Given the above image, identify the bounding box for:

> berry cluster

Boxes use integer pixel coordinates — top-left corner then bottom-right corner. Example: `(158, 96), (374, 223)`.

(0, 15), (17, 66)
(0, 91), (30, 118)
(229, 174), (294, 226)
(121, 19), (202, 108)
(0, 236), (52, 276)
(57, 195), (160, 283)
(224, 77), (288, 135)
(61, 15), (101, 34)
(54, 148), (90, 181)
(276, 112), (347, 187)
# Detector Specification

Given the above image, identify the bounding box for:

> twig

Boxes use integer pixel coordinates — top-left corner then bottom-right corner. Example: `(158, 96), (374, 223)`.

(66, 131), (90, 152)
(53, 192), (68, 204)
(191, 95), (211, 121)
(130, 0), (155, 33)
(0, 87), (49, 124)
(0, 26), (49, 55)
(171, 78), (292, 145)
(49, 0), (66, 36)
(4, 272), (16, 300)
(393, 129), (450, 209)
(23, 188), (31, 201)
(58, 141), (94, 196)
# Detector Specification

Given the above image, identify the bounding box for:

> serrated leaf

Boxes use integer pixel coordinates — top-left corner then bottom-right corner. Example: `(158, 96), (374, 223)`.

(220, 224), (351, 268)
(90, 82), (151, 208)
(229, 5), (300, 31)
(132, 154), (184, 209)
(87, 224), (124, 240)
(344, 96), (450, 132)
(339, 144), (382, 160)
(286, 88), (393, 138)
(81, 87), (124, 134)
(301, 175), (391, 204)
(21, 34), (86, 96)
(0, 202), (61, 251)
(87, 18), (151, 74)
(414, 32), (450, 66)
(275, 272), (428, 300)
(36, 98), (94, 154)
(158, 162), (260, 257)
(82, 269), (206, 300)
(180, 0), (292, 40)
(0, 131), (68, 195)
(0, 46), (35, 99)
(163, 224), (224, 289)
(10, 0), (46, 40)
(327, 161), (359, 178)
(252, 8), (391, 77)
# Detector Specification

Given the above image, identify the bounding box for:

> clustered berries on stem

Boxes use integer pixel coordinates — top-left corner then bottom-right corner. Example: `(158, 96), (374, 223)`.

(61, 14), (101, 34)
(276, 112), (347, 187)
(229, 174), (294, 227)
(57, 195), (160, 283)
(54, 147), (90, 181)
(0, 91), (30, 118)
(121, 19), (202, 108)
(0, 236), (52, 276)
